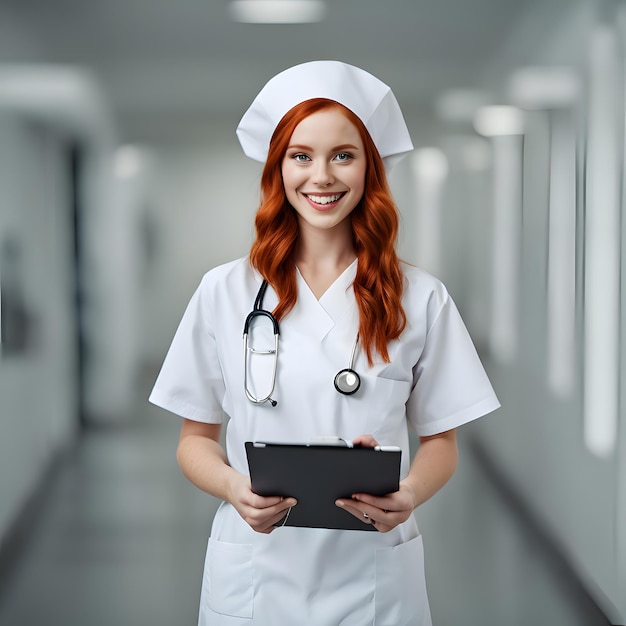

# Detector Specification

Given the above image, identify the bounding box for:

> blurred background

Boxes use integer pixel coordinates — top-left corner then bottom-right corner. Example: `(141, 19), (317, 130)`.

(0, 0), (625, 624)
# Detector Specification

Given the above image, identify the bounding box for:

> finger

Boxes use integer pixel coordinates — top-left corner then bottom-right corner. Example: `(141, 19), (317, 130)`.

(246, 493), (290, 508)
(262, 498), (299, 532)
(244, 498), (297, 531)
(353, 507), (395, 533)
(350, 493), (391, 510)
(350, 434), (379, 448)
(339, 498), (401, 528)
(352, 491), (409, 515)
(263, 498), (297, 524)
(370, 519), (393, 533)
(335, 499), (373, 524)
(250, 511), (290, 534)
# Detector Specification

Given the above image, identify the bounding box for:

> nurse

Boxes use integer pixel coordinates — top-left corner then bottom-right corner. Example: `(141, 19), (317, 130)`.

(150, 60), (500, 625)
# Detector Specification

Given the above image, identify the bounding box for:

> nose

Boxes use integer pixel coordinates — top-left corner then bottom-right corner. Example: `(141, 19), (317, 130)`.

(312, 161), (334, 187)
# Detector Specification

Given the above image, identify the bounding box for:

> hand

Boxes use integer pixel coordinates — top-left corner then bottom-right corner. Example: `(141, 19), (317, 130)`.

(335, 482), (416, 533)
(227, 472), (297, 534)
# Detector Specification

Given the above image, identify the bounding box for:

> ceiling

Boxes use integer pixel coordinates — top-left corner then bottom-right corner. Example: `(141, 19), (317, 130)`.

(2, 0), (559, 142)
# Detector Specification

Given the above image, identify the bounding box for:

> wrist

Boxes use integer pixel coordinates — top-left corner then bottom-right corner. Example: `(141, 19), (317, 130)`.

(223, 465), (246, 505)
(399, 480), (418, 510)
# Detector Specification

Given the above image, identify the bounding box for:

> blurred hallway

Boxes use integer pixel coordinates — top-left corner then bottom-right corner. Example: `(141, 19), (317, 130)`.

(0, 371), (215, 626)
(2, 2), (626, 623)
(0, 372), (613, 626)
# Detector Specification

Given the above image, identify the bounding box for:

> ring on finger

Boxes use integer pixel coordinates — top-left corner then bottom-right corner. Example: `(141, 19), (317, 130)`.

(363, 512), (369, 520)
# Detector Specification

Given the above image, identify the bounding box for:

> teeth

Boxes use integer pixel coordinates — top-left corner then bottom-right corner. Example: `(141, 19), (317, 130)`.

(306, 193), (342, 205)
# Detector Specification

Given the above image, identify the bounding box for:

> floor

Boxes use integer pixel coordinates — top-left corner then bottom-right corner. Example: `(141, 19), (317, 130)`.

(0, 382), (615, 626)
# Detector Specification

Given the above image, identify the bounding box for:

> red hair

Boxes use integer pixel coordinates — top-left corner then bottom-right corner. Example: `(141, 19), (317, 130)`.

(249, 98), (406, 364)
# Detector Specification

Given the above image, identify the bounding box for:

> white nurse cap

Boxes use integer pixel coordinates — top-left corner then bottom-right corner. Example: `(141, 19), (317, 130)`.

(236, 60), (414, 170)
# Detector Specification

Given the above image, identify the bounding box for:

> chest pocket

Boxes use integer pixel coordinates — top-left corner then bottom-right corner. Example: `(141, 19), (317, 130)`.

(350, 375), (412, 441)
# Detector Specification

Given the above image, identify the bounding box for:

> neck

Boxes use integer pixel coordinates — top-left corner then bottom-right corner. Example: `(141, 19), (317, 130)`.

(294, 222), (356, 299)
(295, 221), (355, 268)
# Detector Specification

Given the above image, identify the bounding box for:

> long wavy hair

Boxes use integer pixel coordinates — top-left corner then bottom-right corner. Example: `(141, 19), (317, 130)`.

(249, 98), (406, 364)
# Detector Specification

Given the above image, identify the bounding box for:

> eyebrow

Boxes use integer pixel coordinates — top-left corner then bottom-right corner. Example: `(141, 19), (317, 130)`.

(287, 143), (361, 152)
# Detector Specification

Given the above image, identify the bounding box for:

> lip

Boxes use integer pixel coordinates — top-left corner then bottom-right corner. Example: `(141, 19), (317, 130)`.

(302, 191), (346, 211)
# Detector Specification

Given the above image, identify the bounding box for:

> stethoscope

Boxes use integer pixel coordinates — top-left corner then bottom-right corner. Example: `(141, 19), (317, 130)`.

(243, 280), (361, 407)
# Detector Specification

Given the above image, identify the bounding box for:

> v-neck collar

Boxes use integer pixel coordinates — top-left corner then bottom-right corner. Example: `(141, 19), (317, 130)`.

(288, 259), (358, 340)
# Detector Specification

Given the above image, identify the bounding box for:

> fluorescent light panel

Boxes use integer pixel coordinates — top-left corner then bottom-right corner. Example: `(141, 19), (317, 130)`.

(489, 135), (523, 362)
(474, 105), (524, 137)
(230, 1), (326, 24)
(583, 25), (620, 459)
(508, 66), (580, 110)
(411, 148), (448, 277)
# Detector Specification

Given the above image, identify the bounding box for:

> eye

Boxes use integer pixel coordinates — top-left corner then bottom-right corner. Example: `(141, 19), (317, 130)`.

(292, 153), (311, 163)
(334, 152), (353, 162)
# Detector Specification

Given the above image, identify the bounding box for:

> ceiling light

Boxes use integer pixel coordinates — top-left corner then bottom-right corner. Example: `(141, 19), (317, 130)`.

(114, 145), (146, 180)
(413, 147), (449, 183)
(473, 105), (524, 137)
(508, 66), (580, 109)
(230, 0), (326, 24)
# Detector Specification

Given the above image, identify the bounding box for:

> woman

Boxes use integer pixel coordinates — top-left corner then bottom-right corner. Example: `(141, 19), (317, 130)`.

(150, 60), (499, 625)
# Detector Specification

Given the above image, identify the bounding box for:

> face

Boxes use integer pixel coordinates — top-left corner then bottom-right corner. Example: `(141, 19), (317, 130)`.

(281, 108), (366, 234)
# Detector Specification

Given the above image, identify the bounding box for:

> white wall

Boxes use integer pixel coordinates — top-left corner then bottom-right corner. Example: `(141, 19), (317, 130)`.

(0, 115), (78, 542)
(0, 9), (46, 60)
(0, 8), (79, 550)
(138, 125), (269, 367)
(0, 60), (129, 553)
(440, 1), (625, 620)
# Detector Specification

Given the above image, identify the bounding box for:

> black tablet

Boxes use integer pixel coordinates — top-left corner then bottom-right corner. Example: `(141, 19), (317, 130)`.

(245, 441), (401, 531)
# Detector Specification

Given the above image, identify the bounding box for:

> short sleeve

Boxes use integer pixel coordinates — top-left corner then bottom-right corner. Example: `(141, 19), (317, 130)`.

(149, 278), (226, 423)
(407, 292), (500, 437)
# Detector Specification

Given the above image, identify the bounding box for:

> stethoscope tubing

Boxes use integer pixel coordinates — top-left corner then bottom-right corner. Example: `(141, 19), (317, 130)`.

(243, 298), (280, 405)
(243, 280), (361, 406)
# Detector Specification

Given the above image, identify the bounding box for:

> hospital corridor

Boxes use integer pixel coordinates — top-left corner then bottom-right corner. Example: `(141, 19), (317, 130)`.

(0, 372), (616, 625)
(1, 0), (626, 624)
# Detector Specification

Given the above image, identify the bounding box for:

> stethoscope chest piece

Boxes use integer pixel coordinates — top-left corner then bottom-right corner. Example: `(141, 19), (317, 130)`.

(333, 334), (361, 395)
(334, 368), (361, 395)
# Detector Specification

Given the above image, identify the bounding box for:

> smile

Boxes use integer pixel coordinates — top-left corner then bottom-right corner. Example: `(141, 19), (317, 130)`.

(304, 193), (345, 205)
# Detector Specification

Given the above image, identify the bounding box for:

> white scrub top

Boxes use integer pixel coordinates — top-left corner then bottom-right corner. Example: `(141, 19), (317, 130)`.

(150, 257), (500, 626)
